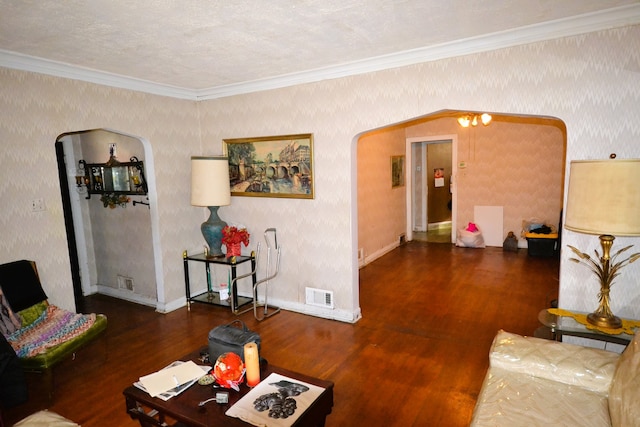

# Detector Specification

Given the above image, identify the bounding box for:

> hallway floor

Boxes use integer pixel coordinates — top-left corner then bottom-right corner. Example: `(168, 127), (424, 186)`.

(413, 223), (452, 243)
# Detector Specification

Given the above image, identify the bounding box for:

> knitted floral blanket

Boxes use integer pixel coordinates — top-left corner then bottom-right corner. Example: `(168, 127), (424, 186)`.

(8, 305), (96, 358)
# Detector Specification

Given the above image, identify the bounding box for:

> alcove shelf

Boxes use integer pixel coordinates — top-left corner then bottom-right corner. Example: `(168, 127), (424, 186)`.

(78, 156), (148, 200)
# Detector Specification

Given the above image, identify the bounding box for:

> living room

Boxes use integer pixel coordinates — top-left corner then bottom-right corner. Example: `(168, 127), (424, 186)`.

(1, 10), (639, 328)
(1, 3), (640, 425)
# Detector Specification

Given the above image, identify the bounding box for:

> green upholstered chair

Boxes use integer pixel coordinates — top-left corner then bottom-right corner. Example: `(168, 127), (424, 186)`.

(0, 260), (107, 400)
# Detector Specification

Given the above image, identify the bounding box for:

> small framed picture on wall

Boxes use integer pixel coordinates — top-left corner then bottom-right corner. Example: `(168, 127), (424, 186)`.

(391, 155), (405, 188)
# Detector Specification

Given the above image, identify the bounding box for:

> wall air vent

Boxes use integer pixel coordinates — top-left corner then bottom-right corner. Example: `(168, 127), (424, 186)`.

(117, 275), (134, 291)
(305, 287), (334, 309)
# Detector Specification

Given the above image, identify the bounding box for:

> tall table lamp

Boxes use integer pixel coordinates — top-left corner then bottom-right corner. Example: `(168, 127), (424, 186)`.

(191, 156), (231, 258)
(565, 156), (640, 329)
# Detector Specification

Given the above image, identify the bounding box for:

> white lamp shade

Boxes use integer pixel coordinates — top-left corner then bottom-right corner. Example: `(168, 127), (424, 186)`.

(565, 159), (640, 236)
(191, 156), (231, 207)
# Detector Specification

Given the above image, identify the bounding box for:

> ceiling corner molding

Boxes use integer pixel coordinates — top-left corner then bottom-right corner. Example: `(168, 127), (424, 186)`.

(1, 4), (639, 101)
(0, 50), (199, 100)
(196, 4), (640, 100)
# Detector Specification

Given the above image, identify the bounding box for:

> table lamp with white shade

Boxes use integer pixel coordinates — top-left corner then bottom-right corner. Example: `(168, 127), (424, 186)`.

(191, 156), (231, 258)
(564, 156), (640, 329)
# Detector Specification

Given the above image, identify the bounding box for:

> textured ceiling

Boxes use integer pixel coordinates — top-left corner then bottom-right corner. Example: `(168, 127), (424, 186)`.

(1, 0), (639, 98)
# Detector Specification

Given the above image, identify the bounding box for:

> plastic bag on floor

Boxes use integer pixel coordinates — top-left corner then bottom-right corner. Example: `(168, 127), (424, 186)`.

(456, 223), (485, 248)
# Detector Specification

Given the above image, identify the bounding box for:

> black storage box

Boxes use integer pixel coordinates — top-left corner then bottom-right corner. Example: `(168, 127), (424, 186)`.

(526, 234), (558, 257)
(208, 320), (261, 362)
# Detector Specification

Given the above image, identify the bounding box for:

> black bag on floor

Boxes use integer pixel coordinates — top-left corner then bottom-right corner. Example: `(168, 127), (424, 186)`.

(208, 320), (261, 362)
(503, 231), (519, 252)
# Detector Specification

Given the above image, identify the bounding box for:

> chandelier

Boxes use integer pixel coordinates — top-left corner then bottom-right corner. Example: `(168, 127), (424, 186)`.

(458, 113), (492, 127)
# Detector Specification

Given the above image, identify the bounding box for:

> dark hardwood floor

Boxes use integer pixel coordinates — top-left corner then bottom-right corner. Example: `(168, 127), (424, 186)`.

(5, 242), (559, 426)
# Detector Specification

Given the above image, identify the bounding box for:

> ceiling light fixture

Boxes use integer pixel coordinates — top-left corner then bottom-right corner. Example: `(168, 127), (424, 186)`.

(458, 113), (492, 128)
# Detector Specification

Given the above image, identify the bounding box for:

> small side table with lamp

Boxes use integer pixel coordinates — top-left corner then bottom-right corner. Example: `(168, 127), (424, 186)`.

(563, 155), (640, 330)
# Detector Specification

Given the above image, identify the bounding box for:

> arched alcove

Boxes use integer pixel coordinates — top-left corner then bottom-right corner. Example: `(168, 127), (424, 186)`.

(56, 128), (162, 309)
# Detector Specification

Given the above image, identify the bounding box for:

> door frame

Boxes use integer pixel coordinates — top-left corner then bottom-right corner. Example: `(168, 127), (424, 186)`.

(405, 134), (458, 243)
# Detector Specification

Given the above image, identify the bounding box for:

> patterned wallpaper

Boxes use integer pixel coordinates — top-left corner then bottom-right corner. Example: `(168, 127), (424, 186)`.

(0, 70), (203, 311)
(1, 25), (639, 322)
(358, 127), (407, 262)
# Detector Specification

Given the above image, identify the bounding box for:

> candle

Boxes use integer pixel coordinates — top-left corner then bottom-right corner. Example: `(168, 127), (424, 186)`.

(244, 342), (260, 387)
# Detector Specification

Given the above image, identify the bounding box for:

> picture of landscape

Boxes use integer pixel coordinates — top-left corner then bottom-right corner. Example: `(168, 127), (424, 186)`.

(224, 134), (314, 199)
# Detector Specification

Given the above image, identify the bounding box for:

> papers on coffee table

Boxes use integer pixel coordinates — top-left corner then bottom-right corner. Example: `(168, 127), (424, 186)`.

(226, 373), (325, 427)
(134, 360), (209, 400)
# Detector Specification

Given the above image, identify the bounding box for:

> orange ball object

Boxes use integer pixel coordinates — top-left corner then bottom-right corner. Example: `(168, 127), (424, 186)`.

(213, 352), (245, 389)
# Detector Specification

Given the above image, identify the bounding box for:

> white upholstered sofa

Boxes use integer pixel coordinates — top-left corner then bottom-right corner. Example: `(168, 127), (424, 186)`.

(470, 329), (640, 427)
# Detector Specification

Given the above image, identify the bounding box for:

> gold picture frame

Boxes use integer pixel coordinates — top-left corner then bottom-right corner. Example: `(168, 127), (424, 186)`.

(224, 134), (314, 199)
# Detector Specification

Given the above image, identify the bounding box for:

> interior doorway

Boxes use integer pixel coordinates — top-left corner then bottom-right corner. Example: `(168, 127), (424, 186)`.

(405, 134), (457, 245)
(409, 139), (453, 243)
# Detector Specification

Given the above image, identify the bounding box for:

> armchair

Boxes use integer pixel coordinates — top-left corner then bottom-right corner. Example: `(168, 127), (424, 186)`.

(471, 329), (640, 426)
(0, 260), (107, 401)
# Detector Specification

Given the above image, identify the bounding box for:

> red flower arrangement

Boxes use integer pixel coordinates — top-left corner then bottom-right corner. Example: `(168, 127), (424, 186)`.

(221, 226), (250, 247)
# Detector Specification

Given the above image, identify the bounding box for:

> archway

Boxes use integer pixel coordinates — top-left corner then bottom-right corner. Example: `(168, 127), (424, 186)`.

(356, 109), (566, 265)
(56, 129), (162, 309)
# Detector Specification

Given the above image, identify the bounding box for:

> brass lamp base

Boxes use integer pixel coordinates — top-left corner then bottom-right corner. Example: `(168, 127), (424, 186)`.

(587, 312), (622, 329)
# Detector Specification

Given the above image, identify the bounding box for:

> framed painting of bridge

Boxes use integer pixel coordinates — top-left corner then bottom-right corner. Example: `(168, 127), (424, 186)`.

(223, 133), (314, 199)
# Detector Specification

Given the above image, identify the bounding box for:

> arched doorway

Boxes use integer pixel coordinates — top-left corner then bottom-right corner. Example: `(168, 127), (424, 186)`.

(356, 110), (566, 265)
(56, 129), (161, 309)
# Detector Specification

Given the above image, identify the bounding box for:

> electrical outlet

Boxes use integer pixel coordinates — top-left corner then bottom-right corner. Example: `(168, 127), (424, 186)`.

(31, 198), (45, 212)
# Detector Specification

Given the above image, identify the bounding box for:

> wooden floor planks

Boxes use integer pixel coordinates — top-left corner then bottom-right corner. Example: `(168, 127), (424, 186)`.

(4, 242), (559, 426)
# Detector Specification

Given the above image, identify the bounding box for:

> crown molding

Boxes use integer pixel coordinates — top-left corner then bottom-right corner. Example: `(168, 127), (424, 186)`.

(1, 4), (639, 101)
(0, 50), (198, 100)
(197, 4), (640, 100)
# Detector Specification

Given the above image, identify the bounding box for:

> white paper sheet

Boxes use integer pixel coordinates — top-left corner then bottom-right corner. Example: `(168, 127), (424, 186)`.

(226, 373), (325, 427)
(138, 360), (206, 398)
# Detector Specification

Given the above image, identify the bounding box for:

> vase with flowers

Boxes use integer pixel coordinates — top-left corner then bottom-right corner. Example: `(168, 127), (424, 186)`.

(222, 226), (250, 258)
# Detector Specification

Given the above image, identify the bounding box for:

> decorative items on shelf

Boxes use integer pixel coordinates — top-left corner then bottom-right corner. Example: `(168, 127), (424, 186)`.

(75, 160), (90, 194)
(222, 226), (250, 258)
(75, 154), (148, 207)
(100, 193), (131, 209)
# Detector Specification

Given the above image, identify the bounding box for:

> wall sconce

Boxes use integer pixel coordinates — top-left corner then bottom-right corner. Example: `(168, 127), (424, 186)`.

(75, 160), (90, 198)
(565, 155), (640, 329)
(458, 113), (492, 127)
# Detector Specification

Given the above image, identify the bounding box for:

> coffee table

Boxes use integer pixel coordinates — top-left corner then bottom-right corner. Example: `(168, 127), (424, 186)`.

(123, 349), (334, 427)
